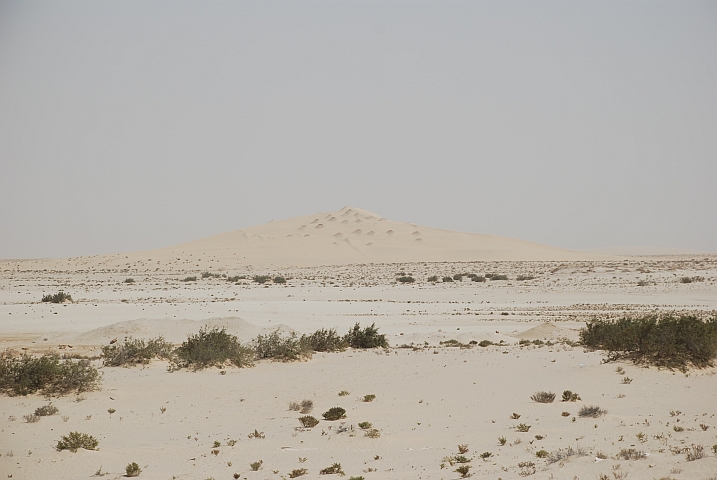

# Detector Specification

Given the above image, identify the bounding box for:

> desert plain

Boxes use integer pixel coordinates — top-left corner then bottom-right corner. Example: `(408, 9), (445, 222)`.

(1, 208), (717, 480)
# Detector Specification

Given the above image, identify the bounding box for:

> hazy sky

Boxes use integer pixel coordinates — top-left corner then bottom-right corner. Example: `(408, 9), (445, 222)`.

(1, 1), (716, 258)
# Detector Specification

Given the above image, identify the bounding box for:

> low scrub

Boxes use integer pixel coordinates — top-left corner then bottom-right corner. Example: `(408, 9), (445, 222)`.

(35, 404), (59, 416)
(322, 407), (346, 421)
(41, 291), (72, 303)
(580, 313), (717, 369)
(578, 405), (607, 418)
(253, 330), (311, 362)
(485, 273), (508, 281)
(181, 276), (197, 282)
(531, 391), (556, 403)
(253, 275), (271, 284)
(289, 468), (308, 478)
(0, 353), (100, 397)
(298, 415), (319, 428)
(300, 328), (347, 352)
(102, 337), (173, 367)
(344, 323), (388, 349)
(546, 445), (588, 464)
(273, 276), (286, 284)
(396, 276), (415, 283)
(442, 276), (453, 283)
(55, 431), (99, 452)
(319, 463), (344, 475)
(169, 327), (254, 371)
(617, 448), (646, 460)
(516, 275), (536, 281)
(562, 390), (581, 402)
(125, 462), (142, 477)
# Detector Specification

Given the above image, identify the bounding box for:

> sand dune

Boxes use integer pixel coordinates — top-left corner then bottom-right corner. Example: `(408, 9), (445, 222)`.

(4, 207), (608, 271)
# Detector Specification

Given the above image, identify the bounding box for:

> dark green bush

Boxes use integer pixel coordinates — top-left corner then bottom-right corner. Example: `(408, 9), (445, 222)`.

(125, 462), (142, 477)
(344, 323), (388, 349)
(486, 273), (508, 281)
(397, 276), (415, 283)
(322, 407), (346, 421)
(102, 337), (173, 367)
(478, 340), (492, 347)
(301, 328), (347, 352)
(442, 276), (453, 283)
(124, 278), (135, 284)
(0, 353), (100, 397)
(55, 431), (98, 452)
(580, 313), (717, 369)
(169, 327), (254, 371)
(452, 274), (464, 281)
(41, 291), (72, 303)
(253, 275), (271, 284)
(427, 275), (438, 282)
(35, 404), (59, 416)
(181, 276), (197, 282)
(273, 276), (287, 284)
(227, 275), (247, 282)
(253, 330), (311, 362)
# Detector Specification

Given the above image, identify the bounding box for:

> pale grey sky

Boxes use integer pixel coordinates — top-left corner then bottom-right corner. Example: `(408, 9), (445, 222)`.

(1, 0), (716, 258)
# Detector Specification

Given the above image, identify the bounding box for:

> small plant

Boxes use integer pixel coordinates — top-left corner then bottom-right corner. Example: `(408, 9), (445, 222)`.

(362, 394), (376, 402)
(253, 275), (271, 284)
(213, 440), (221, 448)
(531, 391), (556, 403)
(442, 276), (454, 283)
(250, 460), (263, 471)
(344, 323), (388, 349)
(535, 450), (548, 458)
(248, 429), (265, 439)
(561, 411), (570, 417)
(479, 452), (492, 461)
(518, 461), (536, 476)
(348, 477), (365, 480)
(125, 462), (142, 477)
(622, 376), (633, 384)
(227, 439), (236, 446)
(427, 276), (438, 282)
(680, 276), (693, 283)
(102, 336), (173, 367)
(169, 327), (254, 371)
(300, 399), (314, 414)
(561, 390), (580, 402)
(253, 330), (311, 362)
(364, 428), (380, 438)
(62, 415), (69, 422)
(457, 444), (469, 454)
(578, 405), (607, 418)
(615, 366), (625, 374)
(516, 275), (536, 281)
(596, 451), (608, 459)
(699, 423), (709, 431)
(160, 406), (166, 413)
(41, 291), (73, 303)
(124, 278), (135, 284)
(478, 340), (492, 347)
(298, 416), (319, 428)
(322, 407), (346, 421)
(107, 408), (116, 414)
(455, 465), (471, 478)
(358, 421), (372, 429)
(686, 444), (705, 461)
(289, 468), (308, 478)
(498, 436), (507, 446)
(35, 404), (59, 416)
(397, 276), (415, 283)
(55, 431), (99, 452)
(273, 276), (286, 284)
(181, 276), (197, 282)
(338, 390), (350, 396)
(618, 448), (646, 460)
(673, 425), (684, 432)
(486, 273), (508, 281)
(319, 463), (344, 475)
(23, 414), (40, 423)
(546, 445), (588, 464)
(510, 413), (521, 419)
(289, 401), (301, 411)
(516, 423), (531, 432)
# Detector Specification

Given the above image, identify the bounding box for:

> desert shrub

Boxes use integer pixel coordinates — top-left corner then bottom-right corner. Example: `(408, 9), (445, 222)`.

(253, 275), (271, 284)
(516, 275), (535, 281)
(169, 327), (254, 371)
(364, 428), (380, 438)
(289, 469), (308, 478)
(531, 391), (556, 403)
(298, 415), (319, 428)
(580, 313), (717, 369)
(35, 404), (58, 416)
(617, 448), (646, 460)
(686, 444), (705, 461)
(562, 390), (581, 402)
(535, 450), (549, 458)
(455, 454), (471, 463)
(486, 273), (508, 280)
(273, 276), (286, 284)
(442, 276), (453, 282)
(547, 445), (588, 464)
(300, 328), (347, 352)
(55, 431), (98, 452)
(102, 337), (173, 367)
(453, 274), (464, 281)
(344, 323), (388, 349)
(181, 276), (197, 282)
(427, 276), (438, 282)
(498, 436), (507, 445)
(510, 413), (521, 419)
(358, 421), (372, 429)
(457, 444), (469, 454)
(289, 401), (300, 411)
(247, 429), (265, 439)
(348, 477), (365, 480)
(637, 280), (649, 286)
(578, 405), (607, 418)
(680, 276), (693, 283)
(41, 291), (72, 303)
(300, 399), (313, 413)
(322, 407), (346, 421)
(478, 340), (492, 347)
(253, 330), (311, 362)
(397, 276), (415, 283)
(124, 278), (135, 284)
(455, 465), (471, 478)
(319, 463), (344, 475)
(561, 411), (570, 416)
(471, 275), (486, 282)
(227, 275), (246, 282)
(363, 394), (376, 402)
(125, 462), (142, 477)
(250, 460), (263, 471)
(23, 414), (40, 423)
(516, 423), (531, 432)
(0, 352), (100, 397)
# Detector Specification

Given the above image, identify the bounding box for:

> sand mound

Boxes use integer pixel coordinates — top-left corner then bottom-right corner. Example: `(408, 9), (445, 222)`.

(64, 316), (290, 345)
(514, 322), (579, 341)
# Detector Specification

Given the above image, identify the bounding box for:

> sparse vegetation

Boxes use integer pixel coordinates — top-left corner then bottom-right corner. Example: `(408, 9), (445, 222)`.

(55, 431), (99, 452)
(358, 421), (372, 429)
(322, 407), (346, 421)
(253, 330), (311, 362)
(338, 390), (350, 396)
(124, 278), (135, 284)
(485, 273), (508, 281)
(535, 450), (548, 458)
(516, 275), (536, 281)
(397, 276), (415, 283)
(516, 423), (531, 432)
(247, 429), (265, 439)
(301, 328), (347, 352)
(0, 352), (100, 397)
(546, 445), (588, 464)
(344, 323), (388, 349)
(364, 428), (380, 438)
(300, 399), (313, 413)
(253, 275), (271, 284)
(41, 291), (73, 303)
(362, 394), (376, 402)
(273, 276), (286, 284)
(498, 436), (507, 445)
(289, 468), (308, 478)
(125, 462), (142, 477)
(102, 337), (173, 367)
(181, 276), (197, 282)
(169, 327), (254, 371)
(561, 390), (581, 402)
(457, 444), (469, 454)
(618, 448), (646, 460)
(578, 405), (607, 418)
(35, 404), (59, 416)
(442, 276), (453, 283)
(250, 460), (263, 471)
(580, 313), (717, 369)
(319, 463), (344, 475)
(427, 276), (438, 282)
(298, 416), (319, 428)
(478, 340), (492, 347)
(531, 391), (556, 403)
(455, 465), (471, 478)
(686, 444), (705, 461)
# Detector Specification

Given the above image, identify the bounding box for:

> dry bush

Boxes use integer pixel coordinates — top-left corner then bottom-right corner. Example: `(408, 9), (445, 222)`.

(531, 391), (556, 403)
(578, 405), (607, 418)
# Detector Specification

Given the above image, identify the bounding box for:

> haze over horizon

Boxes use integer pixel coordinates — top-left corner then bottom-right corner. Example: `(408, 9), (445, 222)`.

(1, 1), (716, 259)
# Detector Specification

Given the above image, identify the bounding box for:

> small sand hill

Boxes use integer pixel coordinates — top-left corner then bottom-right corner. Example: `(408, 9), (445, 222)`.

(5, 207), (609, 270)
(515, 322), (580, 341)
(57, 317), (290, 346)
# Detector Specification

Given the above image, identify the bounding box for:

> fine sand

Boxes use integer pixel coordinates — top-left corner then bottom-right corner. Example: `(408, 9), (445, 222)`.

(1, 210), (717, 479)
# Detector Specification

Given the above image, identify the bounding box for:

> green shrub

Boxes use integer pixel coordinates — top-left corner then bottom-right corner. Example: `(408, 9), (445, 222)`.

(299, 399), (313, 413)
(124, 278), (135, 284)
(319, 463), (344, 475)
(455, 455), (471, 463)
(547, 445), (588, 464)
(181, 276), (197, 282)
(0, 353), (100, 397)
(561, 390), (581, 402)
(254, 330), (311, 362)
(442, 276), (453, 283)
(102, 337), (173, 367)
(338, 390), (350, 396)
(250, 460), (263, 471)
(41, 291), (72, 303)
(478, 340), (492, 347)
(253, 275), (271, 284)
(125, 462), (142, 477)
(455, 465), (471, 478)
(300, 328), (347, 352)
(358, 421), (372, 429)
(397, 276), (415, 283)
(362, 394), (376, 402)
(535, 450), (548, 458)
(580, 313), (717, 369)
(227, 275), (246, 282)
(55, 431), (98, 452)
(344, 323), (388, 349)
(680, 276), (693, 283)
(516, 423), (531, 432)
(427, 276), (438, 282)
(578, 405), (607, 418)
(364, 428), (380, 438)
(452, 274), (464, 281)
(486, 273), (508, 280)
(273, 276), (287, 284)
(298, 415), (319, 428)
(289, 468), (308, 478)
(322, 407), (346, 421)
(617, 448), (646, 460)
(169, 327), (254, 371)
(35, 404), (59, 416)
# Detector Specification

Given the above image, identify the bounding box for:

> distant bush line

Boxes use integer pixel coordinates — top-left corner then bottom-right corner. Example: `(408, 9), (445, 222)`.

(580, 313), (717, 370)
(41, 291), (73, 303)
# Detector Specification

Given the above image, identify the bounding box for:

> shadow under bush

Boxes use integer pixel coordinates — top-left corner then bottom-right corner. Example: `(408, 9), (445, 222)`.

(0, 352), (101, 397)
(580, 313), (717, 369)
(169, 327), (254, 371)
